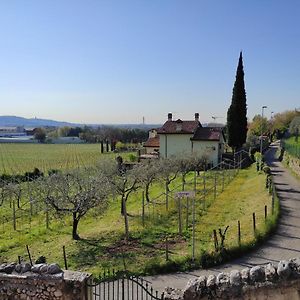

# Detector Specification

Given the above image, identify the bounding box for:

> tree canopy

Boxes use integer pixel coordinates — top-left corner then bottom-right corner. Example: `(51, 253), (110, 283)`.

(227, 52), (248, 150)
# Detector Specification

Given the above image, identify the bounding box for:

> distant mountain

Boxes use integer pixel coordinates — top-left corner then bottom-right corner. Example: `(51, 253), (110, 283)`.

(0, 116), (161, 129)
(0, 116), (77, 128)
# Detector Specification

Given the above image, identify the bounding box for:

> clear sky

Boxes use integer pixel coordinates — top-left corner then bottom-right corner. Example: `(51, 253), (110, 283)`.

(0, 1), (299, 124)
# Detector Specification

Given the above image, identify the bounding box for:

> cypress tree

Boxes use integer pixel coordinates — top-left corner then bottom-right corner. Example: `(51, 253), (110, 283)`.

(227, 52), (248, 151)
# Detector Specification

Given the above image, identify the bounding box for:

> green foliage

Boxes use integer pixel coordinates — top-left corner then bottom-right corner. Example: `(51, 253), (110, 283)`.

(284, 137), (300, 159)
(254, 151), (262, 162)
(227, 52), (248, 150)
(34, 128), (46, 143)
(248, 115), (268, 137)
(270, 110), (300, 138)
(0, 164), (277, 276)
(289, 116), (300, 137)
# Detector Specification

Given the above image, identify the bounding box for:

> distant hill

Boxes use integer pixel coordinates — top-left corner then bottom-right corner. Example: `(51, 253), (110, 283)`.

(0, 116), (77, 128)
(0, 116), (161, 130)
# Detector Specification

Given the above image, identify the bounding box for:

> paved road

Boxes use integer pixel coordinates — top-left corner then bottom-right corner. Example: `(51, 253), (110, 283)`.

(145, 142), (300, 292)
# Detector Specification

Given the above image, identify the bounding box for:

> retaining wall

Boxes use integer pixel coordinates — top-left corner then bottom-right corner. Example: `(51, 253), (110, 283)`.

(164, 258), (300, 300)
(0, 262), (91, 300)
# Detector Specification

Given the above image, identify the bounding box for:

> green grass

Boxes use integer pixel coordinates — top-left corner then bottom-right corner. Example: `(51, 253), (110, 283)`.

(0, 164), (278, 276)
(0, 143), (132, 174)
(284, 137), (300, 159)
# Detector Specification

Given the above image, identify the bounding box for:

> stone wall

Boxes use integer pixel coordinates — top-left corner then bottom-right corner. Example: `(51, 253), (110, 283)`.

(0, 262), (91, 300)
(284, 152), (300, 177)
(164, 258), (300, 300)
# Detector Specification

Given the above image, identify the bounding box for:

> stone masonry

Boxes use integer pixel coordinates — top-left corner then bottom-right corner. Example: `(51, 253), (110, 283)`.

(164, 258), (300, 300)
(0, 262), (91, 300)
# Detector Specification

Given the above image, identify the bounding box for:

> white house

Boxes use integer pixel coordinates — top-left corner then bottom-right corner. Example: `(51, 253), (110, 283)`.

(155, 113), (225, 167)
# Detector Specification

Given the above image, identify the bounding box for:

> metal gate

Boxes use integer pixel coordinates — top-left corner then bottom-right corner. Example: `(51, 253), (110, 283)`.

(87, 271), (165, 300)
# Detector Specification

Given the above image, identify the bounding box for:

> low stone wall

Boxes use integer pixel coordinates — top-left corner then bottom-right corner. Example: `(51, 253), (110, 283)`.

(0, 262), (91, 300)
(284, 152), (300, 177)
(164, 258), (300, 300)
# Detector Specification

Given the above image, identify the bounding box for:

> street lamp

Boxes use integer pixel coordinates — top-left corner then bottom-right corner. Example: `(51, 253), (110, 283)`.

(260, 106), (267, 157)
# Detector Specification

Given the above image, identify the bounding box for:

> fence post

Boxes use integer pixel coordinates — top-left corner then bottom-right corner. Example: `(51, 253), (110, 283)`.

(252, 212), (256, 234)
(178, 197), (182, 235)
(26, 245), (33, 266)
(238, 220), (241, 247)
(12, 197), (16, 231)
(203, 170), (206, 203)
(272, 182), (275, 215)
(265, 205), (267, 221)
(213, 229), (218, 251)
(165, 237), (169, 261)
(165, 181), (169, 211)
(45, 204), (49, 229)
(185, 197), (189, 230)
(222, 170), (225, 192)
(214, 172), (217, 201)
(63, 246), (68, 270)
(192, 195), (196, 261)
(142, 191), (145, 227)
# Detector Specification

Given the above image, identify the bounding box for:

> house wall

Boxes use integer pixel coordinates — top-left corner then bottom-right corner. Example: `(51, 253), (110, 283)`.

(192, 140), (219, 166)
(159, 134), (193, 158)
(145, 146), (159, 154)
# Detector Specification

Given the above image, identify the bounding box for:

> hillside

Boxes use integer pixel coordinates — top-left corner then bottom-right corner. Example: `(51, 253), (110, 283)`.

(0, 116), (76, 128)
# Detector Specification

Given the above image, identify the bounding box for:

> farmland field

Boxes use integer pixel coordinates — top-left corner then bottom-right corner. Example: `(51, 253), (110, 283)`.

(0, 163), (278, 276)
(0, 143), (132, 174)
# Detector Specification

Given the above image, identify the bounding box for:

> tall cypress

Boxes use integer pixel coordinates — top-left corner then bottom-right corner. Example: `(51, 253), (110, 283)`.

(227, 52), (248, 150)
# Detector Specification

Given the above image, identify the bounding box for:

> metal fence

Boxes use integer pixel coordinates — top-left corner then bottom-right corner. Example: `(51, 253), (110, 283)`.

(87, 271), (164, 300)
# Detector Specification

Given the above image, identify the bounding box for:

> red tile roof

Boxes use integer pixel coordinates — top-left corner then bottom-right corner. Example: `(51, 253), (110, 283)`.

(191, 127), (224, 141)
(157, 119), (201, 134)
(144, 136), (160, 147)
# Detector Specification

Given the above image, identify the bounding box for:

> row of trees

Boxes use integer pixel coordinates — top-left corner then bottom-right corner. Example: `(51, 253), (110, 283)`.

(246, 109), (300, 148)
(46, 125), (148, 144)
(1, 154), (209, 241)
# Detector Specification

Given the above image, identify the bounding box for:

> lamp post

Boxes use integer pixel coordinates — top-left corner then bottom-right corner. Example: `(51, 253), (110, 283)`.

(260, 106), (267, 157)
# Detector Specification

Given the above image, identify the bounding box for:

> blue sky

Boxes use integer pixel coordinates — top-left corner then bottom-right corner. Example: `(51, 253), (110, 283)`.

(0, 1), (299, 124)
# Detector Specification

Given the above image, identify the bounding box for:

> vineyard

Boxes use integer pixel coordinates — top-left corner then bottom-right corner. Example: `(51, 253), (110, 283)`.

(0, 147), (277, 275)
(0, 143), (130, 174)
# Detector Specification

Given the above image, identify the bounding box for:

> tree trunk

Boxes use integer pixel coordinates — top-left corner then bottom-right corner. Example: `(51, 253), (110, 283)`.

(121, 195), (125, 215)
(122, 196), (129, 241)
(72, 213), (80, 240)
(145, 183), (150, 203)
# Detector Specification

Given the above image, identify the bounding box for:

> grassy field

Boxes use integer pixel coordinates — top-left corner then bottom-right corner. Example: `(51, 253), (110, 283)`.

(0, 143), (132, 174)
(0, 164), (277, 276)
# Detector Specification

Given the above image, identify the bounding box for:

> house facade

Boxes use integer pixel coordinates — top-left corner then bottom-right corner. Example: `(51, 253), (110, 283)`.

(156, 113), (225, 166)
(143, 129), (160, 155)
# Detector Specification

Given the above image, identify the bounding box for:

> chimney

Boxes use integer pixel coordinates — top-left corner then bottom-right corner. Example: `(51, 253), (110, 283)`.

(195, 113), (199, 122)
(168, 113), (172, 121)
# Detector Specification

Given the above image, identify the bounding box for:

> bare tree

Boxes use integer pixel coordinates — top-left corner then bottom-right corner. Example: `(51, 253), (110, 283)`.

(98, 158), (141, 241)
(41, 170), (109, 240)
(138, 159), (160, 203)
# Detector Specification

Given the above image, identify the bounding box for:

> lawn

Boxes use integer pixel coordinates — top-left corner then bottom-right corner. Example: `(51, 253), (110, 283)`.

(0, 164), (277, 276)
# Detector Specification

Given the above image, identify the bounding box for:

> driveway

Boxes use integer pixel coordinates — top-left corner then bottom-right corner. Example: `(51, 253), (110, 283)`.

(145, 142), (300, 292)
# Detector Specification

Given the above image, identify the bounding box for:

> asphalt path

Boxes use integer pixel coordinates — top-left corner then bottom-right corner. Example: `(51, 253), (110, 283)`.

(145, 142), (300, 292)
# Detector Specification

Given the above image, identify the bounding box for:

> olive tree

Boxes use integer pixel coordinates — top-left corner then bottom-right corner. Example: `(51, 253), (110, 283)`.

(41, 170), (109, 240)
(98, 158), (141, 240)
(138, 159), (160, 203)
